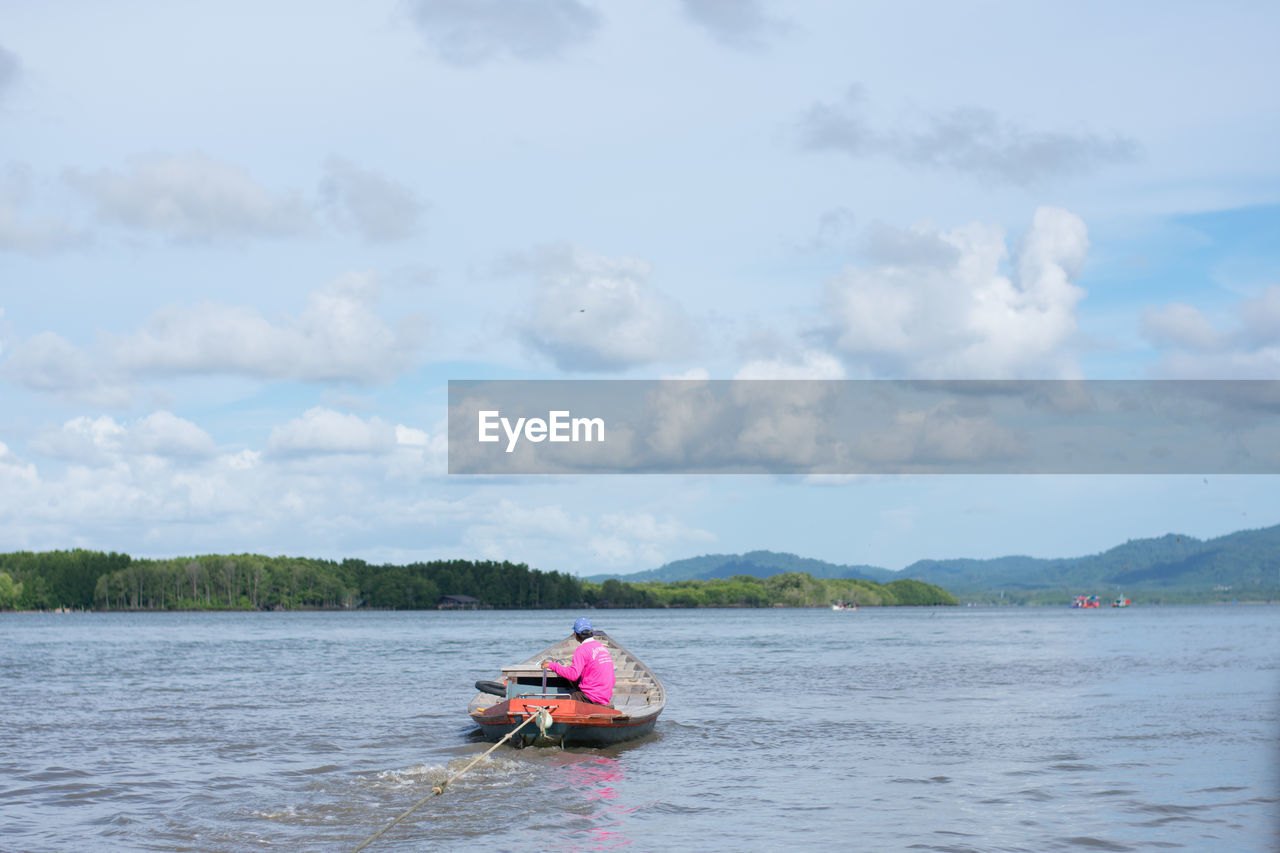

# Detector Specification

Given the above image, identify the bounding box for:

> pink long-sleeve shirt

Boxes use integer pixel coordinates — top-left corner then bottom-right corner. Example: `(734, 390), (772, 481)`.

(548, 638), (615, 705)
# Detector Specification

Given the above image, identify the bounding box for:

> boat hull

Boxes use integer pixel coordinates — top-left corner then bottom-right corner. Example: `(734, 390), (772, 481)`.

(472, 696), (659, 747)
(477, 716), (658, 747)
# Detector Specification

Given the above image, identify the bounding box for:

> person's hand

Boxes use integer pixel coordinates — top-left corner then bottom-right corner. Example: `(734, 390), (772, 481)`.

(541, 659), (551, 670)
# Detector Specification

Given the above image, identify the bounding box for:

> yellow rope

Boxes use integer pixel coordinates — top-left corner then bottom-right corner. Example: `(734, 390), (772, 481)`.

(353, 707), (553, 852)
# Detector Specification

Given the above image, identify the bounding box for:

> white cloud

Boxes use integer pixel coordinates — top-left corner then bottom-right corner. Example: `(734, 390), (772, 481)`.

(0, 439), (39, 486)
(109, 273), (418, 384)
(319, 157), (424, 242)
(262, 411), (441, 475)
(800, 86), (1139, 185)
(0, 44), (18, 99)
(461, 499), (593, 565)
(822, 206), (1089, 378)
(65, 153), (315, 242)
(1240, 287), (1280, 348)
(224, 449), (260, 471)
(10, 156), (419, 249)
(679, 0), (788, 50)
(1142, 303), (1222, 352)
(588, 512), (717, 568)
(804, 206), (858, 253)
(0, 440), (269, 543)
(897, 108), (1139, 186)
(860, 219), (960, 268)
(0, 165), (83, 254)
(2, 408), (456, 558)
(3, 404), (705, 574)
(661, 367), (711, 380)
(512, 245), (695, 372)
(31, 412), (215, 463)
(1143, 285), (1280, 378)
(406, 0), (601, 66)
(129, 411), (218, 458)
(268, 407), (397, 456)
(1, 331), (134, 405)
(462, 499), (715, 571)
(734, 350), (845, 380)
(31, 415), (126, 464)
(394, 425), (431, 447)
(4, 331), (99, 392)
(3, 276), (419, 397)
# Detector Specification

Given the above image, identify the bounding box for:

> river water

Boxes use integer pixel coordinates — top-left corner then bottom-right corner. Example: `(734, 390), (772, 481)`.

(1, 606), (1277, 852)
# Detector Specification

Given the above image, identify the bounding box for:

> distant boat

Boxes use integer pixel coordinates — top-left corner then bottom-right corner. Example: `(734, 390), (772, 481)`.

(467, 631), (664, 747)
(1111, 597), (1131, 607)
(831, 600), (858, 611)
(1072, 595), (1101, 608)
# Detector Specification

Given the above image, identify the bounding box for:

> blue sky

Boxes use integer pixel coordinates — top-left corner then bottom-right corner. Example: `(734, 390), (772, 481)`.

(1, 1), (1277, 574)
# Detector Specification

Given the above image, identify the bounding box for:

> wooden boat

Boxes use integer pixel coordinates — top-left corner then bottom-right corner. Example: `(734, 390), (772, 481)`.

(467, 631), (665, 747)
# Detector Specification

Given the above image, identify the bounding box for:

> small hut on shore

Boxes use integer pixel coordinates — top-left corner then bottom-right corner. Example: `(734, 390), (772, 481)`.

(437, 594), (480, 610)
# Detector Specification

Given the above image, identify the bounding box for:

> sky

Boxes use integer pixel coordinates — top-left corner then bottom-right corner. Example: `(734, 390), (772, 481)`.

(1, 1), (1278, 575)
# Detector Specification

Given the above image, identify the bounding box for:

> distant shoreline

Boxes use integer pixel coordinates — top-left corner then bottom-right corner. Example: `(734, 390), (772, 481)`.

(5, 594), (1274, 614)
(5, 547), (1276, 612)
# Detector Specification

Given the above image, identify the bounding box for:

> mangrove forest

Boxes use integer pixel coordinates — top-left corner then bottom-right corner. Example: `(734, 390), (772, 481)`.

(0, 550), (958, 611)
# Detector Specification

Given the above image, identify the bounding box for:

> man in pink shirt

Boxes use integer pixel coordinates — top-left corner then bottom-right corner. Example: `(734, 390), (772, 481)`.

(542, 617), (615, 706)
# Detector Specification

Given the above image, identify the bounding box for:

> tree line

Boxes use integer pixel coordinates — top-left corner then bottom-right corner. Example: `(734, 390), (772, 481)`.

(594, 574), (956, 607)
(0, 550), (957, 611)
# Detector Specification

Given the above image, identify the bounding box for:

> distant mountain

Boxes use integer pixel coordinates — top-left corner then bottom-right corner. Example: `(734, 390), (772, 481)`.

(593, 524), (1280, 598)
(587, 550), (896, 584)
(901, 524), (1280, 594)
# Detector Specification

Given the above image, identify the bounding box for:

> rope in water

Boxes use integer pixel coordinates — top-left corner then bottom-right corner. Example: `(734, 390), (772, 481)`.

(353, 707), (553, 852)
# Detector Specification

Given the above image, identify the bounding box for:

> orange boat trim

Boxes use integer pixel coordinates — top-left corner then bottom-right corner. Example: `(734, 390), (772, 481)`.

(471, 696), (637, 727)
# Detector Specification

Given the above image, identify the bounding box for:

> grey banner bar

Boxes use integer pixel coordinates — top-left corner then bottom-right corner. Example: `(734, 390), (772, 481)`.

(447, 380), (1280, 475)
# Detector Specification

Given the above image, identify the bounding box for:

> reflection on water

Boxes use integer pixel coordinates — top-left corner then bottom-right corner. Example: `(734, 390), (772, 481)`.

(1, 607), (1277, 851)
(557, 753), (634, 850)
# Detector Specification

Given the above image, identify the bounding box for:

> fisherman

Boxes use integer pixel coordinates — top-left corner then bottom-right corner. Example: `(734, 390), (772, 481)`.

(542, 617), (615, 707)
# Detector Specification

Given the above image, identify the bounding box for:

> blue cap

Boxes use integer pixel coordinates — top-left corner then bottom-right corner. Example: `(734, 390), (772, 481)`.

(573, 617), (593, 634)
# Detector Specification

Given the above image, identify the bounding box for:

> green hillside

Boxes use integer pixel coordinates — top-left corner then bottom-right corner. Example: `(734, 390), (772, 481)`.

(903, 525), (1280, 600)
(587, 550), (895, 584)
(600, 523), (1280, 603)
